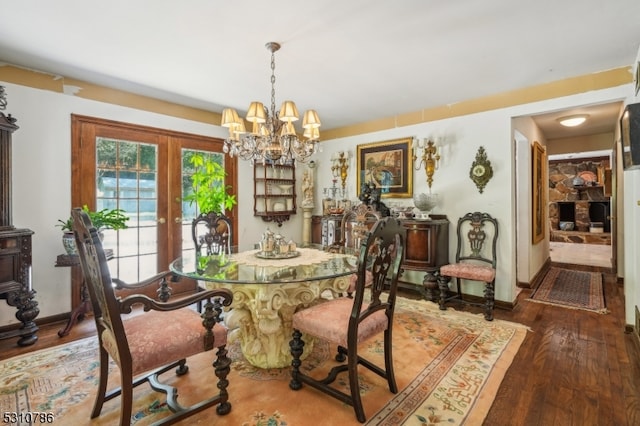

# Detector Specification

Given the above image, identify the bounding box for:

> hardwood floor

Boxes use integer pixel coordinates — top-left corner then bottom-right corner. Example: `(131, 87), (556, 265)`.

(486, 272), (640, 426)
(2, 271), (639, 425)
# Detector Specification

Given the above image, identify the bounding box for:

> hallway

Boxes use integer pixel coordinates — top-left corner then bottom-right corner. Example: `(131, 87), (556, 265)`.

(549, 241), (613, 270)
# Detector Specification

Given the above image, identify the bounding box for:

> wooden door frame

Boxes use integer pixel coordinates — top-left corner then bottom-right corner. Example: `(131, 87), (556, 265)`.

(70, 114), (237, 305)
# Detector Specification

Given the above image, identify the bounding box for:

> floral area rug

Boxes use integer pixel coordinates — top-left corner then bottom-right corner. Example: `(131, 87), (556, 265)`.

(529, 267), (608, 314)
(0, 297), (528, 425)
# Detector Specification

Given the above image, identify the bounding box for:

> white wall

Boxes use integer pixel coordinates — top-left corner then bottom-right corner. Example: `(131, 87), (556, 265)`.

(313, 85), (631, 307)
(624, 49), (640, 326)
(1, 79), (636, 327)
(511, 116), (550, 284)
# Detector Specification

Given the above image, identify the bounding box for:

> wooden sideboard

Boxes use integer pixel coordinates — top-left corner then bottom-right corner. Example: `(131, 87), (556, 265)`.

(400, 217), (449, 300)
(312, 214), (449, 300)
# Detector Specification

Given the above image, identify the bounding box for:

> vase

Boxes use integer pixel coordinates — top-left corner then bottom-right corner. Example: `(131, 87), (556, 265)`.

(62, 231), (77, 255)
(62, 230), (104, 255)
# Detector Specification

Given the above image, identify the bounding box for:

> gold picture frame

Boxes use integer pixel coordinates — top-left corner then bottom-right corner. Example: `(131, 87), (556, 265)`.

(356, 137), (413, 198)
(532, 141), (546, 244)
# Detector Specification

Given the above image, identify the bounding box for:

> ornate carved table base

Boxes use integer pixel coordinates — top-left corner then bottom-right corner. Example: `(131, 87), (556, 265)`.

(201, 276), (350, 369)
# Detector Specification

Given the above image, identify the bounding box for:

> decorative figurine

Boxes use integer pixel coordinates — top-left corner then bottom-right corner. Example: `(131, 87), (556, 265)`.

(359, 182), (390, 217)
(302, 168), (314, 208)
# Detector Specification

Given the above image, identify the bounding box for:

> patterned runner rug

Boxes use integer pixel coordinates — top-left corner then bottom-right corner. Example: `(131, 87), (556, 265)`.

(529, 267), (607, 314)
(0, 297), (528, 425)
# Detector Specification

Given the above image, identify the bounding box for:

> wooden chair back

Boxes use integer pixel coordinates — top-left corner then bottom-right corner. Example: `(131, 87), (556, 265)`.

(192, 212), (233, 257)
(352, 216), (405, 314)
(340, 203), (381, 252)
(71, 208), (130, 362)
(454, 211), (498, 269)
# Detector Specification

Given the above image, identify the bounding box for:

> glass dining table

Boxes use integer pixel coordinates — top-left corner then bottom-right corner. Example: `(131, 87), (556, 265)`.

(169, 245), (358, 368)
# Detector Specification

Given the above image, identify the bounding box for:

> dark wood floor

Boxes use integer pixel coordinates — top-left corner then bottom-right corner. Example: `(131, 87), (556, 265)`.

(2, 270), (639, 425)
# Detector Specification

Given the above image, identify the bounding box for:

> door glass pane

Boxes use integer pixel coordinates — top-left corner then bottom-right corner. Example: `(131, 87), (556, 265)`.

(96, 138), (158, 283)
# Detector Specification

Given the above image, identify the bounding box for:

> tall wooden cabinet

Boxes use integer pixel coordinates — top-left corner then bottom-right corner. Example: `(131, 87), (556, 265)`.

(0, 111), (39, 346)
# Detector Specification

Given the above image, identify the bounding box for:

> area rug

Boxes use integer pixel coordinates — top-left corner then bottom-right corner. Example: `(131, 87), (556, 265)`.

(0, 297), (528, 425)
(529, 267), (607, 314)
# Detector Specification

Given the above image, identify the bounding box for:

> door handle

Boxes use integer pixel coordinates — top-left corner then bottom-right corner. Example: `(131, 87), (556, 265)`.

(174, 217), (182, 223)
(157, 218), (166, 224)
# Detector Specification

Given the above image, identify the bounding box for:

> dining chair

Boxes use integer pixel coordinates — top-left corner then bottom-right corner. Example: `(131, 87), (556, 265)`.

(192, 211), (233, 257)
(289, 216), (406, 423)
(437, 211), (498, 321)
(191, 211), (233, 310)
(71, 208), (234, 425)
(328, 203), (381, 296)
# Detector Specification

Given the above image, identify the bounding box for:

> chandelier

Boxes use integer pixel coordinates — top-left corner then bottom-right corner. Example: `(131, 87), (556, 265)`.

(221, 42), (321, 165)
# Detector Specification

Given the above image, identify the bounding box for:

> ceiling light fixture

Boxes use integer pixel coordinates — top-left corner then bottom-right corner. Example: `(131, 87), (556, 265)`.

(221, 42), (320, 165)
(557, 114), (589, 127)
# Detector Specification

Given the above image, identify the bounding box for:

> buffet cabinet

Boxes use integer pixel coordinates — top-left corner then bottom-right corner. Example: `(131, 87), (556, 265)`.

(312, 214), (449, 300)
(400, 217), (449, 300)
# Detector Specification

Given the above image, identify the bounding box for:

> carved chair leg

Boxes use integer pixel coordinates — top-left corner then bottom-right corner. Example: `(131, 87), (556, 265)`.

(347, 344), (366, 423)
(175, 358), (189, 376)
(120, 366), (134, 426)
(336, 345), (347, 362)
(213, 344), (232, 415)
(91, 346), (110, 419)
(289, 329), (304, 390)
(156, 275), (173, 302)
(437, 275), (451, 310)
(484, 281), (495, 321)
(383, 328), (397, 393)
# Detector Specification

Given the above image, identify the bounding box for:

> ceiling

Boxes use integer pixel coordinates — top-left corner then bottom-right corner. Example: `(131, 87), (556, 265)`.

(0, 0), (639, 140)
(530, 101), (623, 140)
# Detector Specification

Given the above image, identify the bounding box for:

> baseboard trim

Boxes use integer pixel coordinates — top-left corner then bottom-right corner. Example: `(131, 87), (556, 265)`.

(518, 257), (552, 289)
(0, 312), (70, 335)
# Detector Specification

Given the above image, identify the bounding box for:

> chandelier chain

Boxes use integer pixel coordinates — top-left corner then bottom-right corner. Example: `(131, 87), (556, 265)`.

(270, 51), (277, 120)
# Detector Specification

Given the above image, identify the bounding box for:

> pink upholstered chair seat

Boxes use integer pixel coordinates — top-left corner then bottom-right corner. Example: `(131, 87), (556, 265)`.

(440, 263), (495, 283)
(119, 308), (228, 376)
(293, 297), (388, 348)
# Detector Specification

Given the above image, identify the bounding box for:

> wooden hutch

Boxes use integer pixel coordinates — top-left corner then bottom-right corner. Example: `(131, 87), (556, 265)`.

(0, 107), (39, 346)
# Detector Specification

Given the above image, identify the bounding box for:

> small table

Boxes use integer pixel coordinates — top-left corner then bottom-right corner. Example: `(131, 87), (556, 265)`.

(170, 245), (356, 368)
(56, 250), (112, 337)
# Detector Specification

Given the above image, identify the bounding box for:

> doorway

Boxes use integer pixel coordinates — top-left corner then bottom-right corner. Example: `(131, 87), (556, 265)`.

(547, 151), (614, 270)
(514, 101), (621, 280)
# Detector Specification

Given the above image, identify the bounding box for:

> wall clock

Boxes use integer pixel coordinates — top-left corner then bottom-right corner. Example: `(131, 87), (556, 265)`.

(469, 146), (493, 193)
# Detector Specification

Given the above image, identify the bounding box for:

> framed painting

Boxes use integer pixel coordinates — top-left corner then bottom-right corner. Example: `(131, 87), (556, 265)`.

(356, 137), (413, 198)
(532, 141), (546, 244)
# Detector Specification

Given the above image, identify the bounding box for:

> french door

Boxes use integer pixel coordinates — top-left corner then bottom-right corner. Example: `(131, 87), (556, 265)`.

(71, 115), (237, 298)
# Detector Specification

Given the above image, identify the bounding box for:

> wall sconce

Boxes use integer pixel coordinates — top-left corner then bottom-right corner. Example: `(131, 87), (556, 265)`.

(331, 151), (349, 190)
(413, 138), (440, 189)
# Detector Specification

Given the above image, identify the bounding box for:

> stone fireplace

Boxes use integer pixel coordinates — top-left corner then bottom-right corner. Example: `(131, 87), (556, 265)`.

(548, 158), (611, 245)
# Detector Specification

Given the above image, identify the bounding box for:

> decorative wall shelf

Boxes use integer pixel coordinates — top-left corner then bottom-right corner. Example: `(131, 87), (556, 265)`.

(253, 161), (296, 226)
